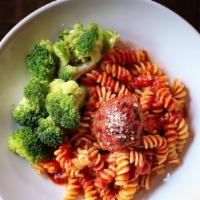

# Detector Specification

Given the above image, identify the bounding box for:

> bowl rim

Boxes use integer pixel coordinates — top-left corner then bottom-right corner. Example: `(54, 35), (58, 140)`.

(0, 0), (199, 53)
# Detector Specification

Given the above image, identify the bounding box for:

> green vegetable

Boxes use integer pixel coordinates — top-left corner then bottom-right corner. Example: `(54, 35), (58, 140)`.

(60, 23), (102, 64)
(12, 97), (47, 127)
(100, 28), (119, 52)
(60, 23), (85, 65)
(8, 127), (48, 164)
(46, 79), (86, 129)
(9, 22), (120, 166)
(59, 23), (84, 42)
(37, 117), (64, 147)
(58, 23), (119, 78)
(58, 61), (96, 81)
(74, 23), (103, 63)
(24, 78), (49, 104)
(53, 40), (70, 67)
(26, 40), (56, 80)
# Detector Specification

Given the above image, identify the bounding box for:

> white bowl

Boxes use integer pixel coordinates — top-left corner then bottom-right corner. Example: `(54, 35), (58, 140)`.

(1, 0), (200, 200)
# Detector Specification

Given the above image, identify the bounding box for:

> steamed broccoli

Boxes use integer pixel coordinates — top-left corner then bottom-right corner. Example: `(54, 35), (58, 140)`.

(8, 23), (120, 169)
(59, 23), (84, 40)
(24, 78), (49, 104)
(26, 40), (56, 80)
(58, 61), (95, 81)
(60, 23), (85, 65)
(59, 23), (84, 46)
(12, 97), (48, 127)
(8, 127), (48, 164)
(46, 79), (86, 129)
(37, 117), (64, 147)
(53, 40), (70, 67)
(100, 28), (119, 52)
(74, 23), (103, 63)
(58, 23), (119, 78)
(60, 23), (103, 64)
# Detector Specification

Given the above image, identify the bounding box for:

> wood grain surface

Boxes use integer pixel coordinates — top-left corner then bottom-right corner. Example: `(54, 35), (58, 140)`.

(0, 0), (199, 40)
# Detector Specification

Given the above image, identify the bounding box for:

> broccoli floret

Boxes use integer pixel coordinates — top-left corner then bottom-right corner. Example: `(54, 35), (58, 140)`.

(53, 40), (70, 67)
(100, 28), (119, 52)
(60, 23), (85, 65)
(74, 23), (103, 63)
(50, 79), (86, 103)
(60, 23), (119, 66)
(74, 29), (98, 56)
(26, 40), (56, 80)
(59, 29), (69, 40)
(49, 79), (64, 92)
(24, 78), (49, 104)
(37, 117), (64, 147)
(60, 23), (103, 64)
(59, 23), (84, 40)
(8, 127), (48, 164)
(58, 61), (96, 81)
(46, 79), (86, 129)
(46, 93), (80, 129)
(12, 97), (48, 127)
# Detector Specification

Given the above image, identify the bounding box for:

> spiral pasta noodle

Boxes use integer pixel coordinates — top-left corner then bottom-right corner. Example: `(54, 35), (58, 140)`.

(70, 132), (95, 148)
(71, 148), (91, 171)
(82, 178), (99, 200)
(89, 86), (117, 105)
(88, 146), (105, 171)
(79, 111), (93, 130)
(96, 163), (117, 188)
(117, 178), (138, 200)
(152, 163), (165, 175)
(42, 160), (60, 174)
(129, 150), (145, 167)
(153, 75), (169, 90)
(156, 87), (178, 112)
(101, 188), (117, 200)
(133, 61), (162, 76)
(115, 152), (130, 186)
(162, 113), (180, 164)
(83, 70), (130, 95)
(171, 79), (187, 104)
(143, 113), (161, 135)
(64, 177), (81, 200)
(140, 88), (155, 112)
(103, 49), (148, 65)
(140, 174), (151, 190)
(54, 144), (71, 170)
(142, 135), (169, 164)
(176, 118), (189, 152)
(101, 62), (133, 82)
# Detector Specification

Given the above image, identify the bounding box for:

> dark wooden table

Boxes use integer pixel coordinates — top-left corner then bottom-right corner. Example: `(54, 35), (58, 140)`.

(0, 0), (199, 40)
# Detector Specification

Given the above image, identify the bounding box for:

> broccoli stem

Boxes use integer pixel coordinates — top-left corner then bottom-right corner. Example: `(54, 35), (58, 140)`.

(74, 60), (97, 80)
(58, 61), (97, 82)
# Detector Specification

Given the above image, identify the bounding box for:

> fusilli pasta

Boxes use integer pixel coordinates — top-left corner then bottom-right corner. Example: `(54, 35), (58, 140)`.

(101, 62), (133, 82)
(115, 152), (130, 186)
(82, 178), (99, 200)
(133, 61), (162, 76)
(117, 178), (138, 200)
(103, 49), (148, 65)
(171, 79), (187, 104)
(64, 177), (81, 200)
(39, 48), (189, 200)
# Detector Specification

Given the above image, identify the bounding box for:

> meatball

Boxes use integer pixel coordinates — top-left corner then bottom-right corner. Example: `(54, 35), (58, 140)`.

(92, 95), (143, 152)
